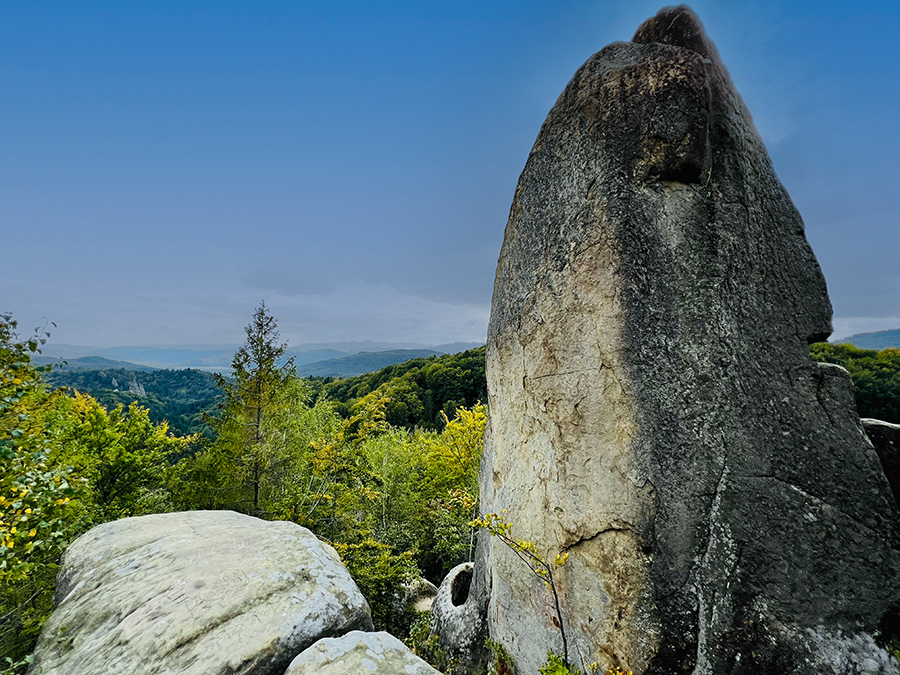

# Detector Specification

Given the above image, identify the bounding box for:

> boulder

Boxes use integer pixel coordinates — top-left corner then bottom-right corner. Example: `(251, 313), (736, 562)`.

(28, 510), (373, 675)
(393, 576), (439, 616)
(862, 418), (900, 510)
(464, 5), (900, 674)
(284, 630), (442, 674)
(430, 562), (490, 674)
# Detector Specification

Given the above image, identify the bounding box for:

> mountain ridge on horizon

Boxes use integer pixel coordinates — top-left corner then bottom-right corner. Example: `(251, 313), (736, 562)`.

(834, 327), (900, 351)
(37, 340), (484, 372)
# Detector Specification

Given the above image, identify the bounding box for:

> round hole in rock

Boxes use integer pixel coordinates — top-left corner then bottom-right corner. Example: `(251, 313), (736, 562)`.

(451, 567), (473, 607)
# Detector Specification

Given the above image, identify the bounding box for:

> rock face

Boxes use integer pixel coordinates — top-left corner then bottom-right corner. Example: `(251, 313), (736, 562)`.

(29, 511), (374, 675)
(284, 630), (441, 674)
(464, 5), (900, 674)
(862, 418), (900, 510)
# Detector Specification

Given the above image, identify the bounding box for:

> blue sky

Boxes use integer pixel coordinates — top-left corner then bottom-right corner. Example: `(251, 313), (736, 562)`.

(2, 1), (899, 346)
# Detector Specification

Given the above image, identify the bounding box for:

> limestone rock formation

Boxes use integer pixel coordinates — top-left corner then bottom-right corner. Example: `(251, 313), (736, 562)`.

(461, 5), (900, 674)
(29, 511), (373, 675)
(284, 630), (441, 674)
(431, 562), (489, 673)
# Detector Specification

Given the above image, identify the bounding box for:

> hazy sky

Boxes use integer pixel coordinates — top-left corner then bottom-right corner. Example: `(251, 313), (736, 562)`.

(3, 1), (899, 346)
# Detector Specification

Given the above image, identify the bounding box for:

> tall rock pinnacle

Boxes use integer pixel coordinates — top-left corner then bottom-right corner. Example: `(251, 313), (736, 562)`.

(464, 5), (900, 673)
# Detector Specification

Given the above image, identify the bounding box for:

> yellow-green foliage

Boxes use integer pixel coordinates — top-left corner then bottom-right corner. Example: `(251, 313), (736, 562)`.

(174, 364), (485, 627)
(0, 314), (198, 665)
(538, 652), (573, 675)
(332, 538), (418, 634)
(473, 512), (571, 667)
(52, 394), (196, 520)
(1, 307), (486, 661)
(537, 651), (609, 675)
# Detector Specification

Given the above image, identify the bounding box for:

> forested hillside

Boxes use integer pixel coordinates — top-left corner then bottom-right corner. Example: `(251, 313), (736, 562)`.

(311, 346), (487, 430)
(295, 348), (441, 377)
(44, 367), (221, 437)
(810, 342), (900, 423)
(1, 309), (483, 668)
(37, 342), (900, 437)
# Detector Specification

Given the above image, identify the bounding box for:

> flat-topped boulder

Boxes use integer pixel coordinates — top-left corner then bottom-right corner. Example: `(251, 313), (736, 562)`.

(29, 510), (373, 675)
(461, 5), (900, 674)
(284, 630), (442, 674)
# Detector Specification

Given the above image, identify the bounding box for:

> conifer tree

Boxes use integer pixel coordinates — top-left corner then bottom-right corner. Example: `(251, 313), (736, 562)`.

(214, 301), (295, 513)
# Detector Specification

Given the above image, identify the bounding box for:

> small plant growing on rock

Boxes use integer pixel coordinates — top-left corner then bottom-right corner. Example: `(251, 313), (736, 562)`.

(486, 637), (517, 675)
(0, 655), (33, 675)
(408, 612), (451, 671)
(471, 512), (571, 666)
(537, 650), (603, 675)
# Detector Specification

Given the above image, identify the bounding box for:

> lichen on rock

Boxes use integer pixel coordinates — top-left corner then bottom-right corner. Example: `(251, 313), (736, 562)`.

(467, 5), (900, 674)
(28, 510), (373, 675)
(284, 630), (442, 675)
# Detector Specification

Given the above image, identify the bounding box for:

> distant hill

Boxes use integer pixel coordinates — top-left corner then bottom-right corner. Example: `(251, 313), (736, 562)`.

(39, 341), (483, 371)
(43, 367), (221, 437)
(314, 347), (487, 429)
(296, 350), (441, 377)
(286, 348), (350, 365)
(835, 328), (900, 350)
(32, 355), (157, 372)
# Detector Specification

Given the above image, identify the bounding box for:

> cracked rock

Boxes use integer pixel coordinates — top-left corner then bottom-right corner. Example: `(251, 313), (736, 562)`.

(473, 5), (900, 674)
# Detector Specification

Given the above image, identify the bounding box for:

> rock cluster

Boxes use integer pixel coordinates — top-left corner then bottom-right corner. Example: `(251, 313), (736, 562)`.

(452, 5), (900, 674)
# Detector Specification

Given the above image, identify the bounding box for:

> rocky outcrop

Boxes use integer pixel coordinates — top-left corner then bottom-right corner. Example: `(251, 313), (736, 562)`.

(284, 630), (441, 674)
(862, 418), (900, 510)
(465, 5), (900, 674)
(431, 562), (489, 673)
(29, 511), (373, 675)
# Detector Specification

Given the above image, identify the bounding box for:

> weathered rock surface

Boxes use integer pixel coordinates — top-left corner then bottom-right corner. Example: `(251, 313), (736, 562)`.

(393, 576), (439, 616)
(29, 510), (373, 675)
(284, 630), (441, 674)
(431, 562), (489, 674)
(462, 5), (900, 674)
(862, 418), (900, 510)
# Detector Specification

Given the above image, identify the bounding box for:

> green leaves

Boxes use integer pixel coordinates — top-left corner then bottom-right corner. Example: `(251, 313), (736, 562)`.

(316, 346), (486, 430)
(0, 313), (197, 662)
(472, 512), (572, 667)
(809, 342), (900, 423)
(333, 538), (419, 634)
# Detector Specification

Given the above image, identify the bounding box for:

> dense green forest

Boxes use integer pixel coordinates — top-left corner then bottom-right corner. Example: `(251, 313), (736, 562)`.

(43, 367), (222, 437)
(41, 347), (487, 437)
(0, 309), (483, 671)
(311, 346), (487, 430)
